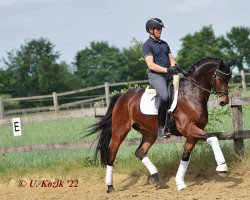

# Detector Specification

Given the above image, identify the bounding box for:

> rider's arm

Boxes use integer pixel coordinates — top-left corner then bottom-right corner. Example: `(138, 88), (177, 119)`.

(168, 53), (176, 67)
(144, 55), (168, 73)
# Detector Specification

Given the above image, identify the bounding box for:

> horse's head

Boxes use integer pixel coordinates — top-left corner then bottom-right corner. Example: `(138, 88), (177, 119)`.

(212, 59), (237, 106)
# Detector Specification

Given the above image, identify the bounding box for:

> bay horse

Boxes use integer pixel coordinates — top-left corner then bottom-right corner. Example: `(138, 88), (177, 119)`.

(87, 57), (236, 192)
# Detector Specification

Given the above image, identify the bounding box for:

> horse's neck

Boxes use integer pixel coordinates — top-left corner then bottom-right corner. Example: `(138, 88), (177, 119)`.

(191, 62), (217, 90)
(186, 62), (217, 103)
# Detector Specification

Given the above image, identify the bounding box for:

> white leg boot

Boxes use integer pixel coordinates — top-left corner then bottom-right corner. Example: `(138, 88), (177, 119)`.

(207, 137), (228, 175)
(106, 165), (114, 193)
(176, 160), (190, 190)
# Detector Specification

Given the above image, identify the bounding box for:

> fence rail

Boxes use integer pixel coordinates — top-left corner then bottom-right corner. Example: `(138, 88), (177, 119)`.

(0, 80), (148, 118)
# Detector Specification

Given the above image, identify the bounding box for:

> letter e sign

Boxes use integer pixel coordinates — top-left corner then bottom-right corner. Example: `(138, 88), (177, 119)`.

(12, 118), (22, 136)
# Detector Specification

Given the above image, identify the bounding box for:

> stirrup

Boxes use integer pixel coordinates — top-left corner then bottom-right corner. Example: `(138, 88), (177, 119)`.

(163, 132), (171, 138)
(158, 127), (170, 138)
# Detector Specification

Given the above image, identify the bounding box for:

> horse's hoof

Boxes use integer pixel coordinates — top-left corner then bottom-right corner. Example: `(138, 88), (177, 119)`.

(217, 171), (228, 177)
(107, 185), (114, 193)
(177, 183), (187, 191)
(216, 163), (228, 172)
(149, 173), (159, 186)
(216, 163), (228, 177)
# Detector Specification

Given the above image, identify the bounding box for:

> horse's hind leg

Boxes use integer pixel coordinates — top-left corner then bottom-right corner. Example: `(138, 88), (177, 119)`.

(176, 137), (198, 191)
(134, 131), (158, 186)
(105, 123), (131, 193)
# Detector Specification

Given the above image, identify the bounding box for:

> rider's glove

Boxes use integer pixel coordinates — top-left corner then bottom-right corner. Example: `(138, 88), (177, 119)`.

(169, 64), (181, 75)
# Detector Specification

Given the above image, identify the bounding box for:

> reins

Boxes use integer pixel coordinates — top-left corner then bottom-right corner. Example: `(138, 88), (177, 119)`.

(178, 68), (212, 94)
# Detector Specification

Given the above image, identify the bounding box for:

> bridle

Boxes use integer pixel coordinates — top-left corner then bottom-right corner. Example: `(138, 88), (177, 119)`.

(180, 61), (232, 97)
(211, 67), (232, 97)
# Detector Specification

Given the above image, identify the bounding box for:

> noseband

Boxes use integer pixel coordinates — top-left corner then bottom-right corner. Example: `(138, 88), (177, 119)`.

(211, 65), (232, 97)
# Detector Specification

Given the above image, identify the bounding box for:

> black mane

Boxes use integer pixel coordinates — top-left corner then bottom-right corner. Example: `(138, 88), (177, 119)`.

(185, 57), (221, 75)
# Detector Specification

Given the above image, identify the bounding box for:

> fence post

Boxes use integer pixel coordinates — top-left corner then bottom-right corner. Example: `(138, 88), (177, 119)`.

(231, 93), (245, 155)
(104, 82), (110, 106)
(240, 70), (247, 91)
(0, 97), (4, 119)
(52, 92), (59, 113)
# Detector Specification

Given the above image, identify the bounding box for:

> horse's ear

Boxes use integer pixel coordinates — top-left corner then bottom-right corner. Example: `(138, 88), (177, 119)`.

(225, 59), (237, 68)
(218, 59), (223, 68)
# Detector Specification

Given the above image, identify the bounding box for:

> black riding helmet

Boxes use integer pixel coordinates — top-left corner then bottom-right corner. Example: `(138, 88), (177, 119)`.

(146, 18), (165, 32)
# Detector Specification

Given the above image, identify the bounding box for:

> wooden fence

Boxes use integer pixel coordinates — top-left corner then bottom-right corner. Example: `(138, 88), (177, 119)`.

(0, 96), (250, 156)
(0, 70), (249, 119)
(0, 80), (148, 119)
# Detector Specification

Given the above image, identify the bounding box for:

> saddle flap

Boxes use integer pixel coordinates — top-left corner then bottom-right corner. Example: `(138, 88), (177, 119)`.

(140, 74), (182, 115)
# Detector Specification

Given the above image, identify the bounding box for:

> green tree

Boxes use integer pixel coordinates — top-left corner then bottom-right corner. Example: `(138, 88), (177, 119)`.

(3, 38), (74, 97)
(74, 40), (148, 88)
(0, 59), (12, 95)
(176, 26), (224, 69)
(218, 26), (250, 71)
(119, 41), (147, 81)
(0, 68), (6, 93)
(74, 41), (124, 87)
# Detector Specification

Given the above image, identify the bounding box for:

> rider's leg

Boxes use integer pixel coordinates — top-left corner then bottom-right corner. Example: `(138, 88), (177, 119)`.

(148, 72), (171, 138)
(157, 98), (170, 137)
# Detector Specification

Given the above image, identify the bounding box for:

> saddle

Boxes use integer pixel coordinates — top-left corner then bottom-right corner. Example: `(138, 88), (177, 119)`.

(140, 74), (182, 136)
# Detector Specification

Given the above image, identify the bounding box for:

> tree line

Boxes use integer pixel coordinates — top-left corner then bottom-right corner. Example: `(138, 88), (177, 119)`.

(0, 25), (250, 99)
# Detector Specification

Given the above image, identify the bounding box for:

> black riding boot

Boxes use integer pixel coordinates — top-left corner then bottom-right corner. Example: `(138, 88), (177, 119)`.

(157, 98), (170, 138)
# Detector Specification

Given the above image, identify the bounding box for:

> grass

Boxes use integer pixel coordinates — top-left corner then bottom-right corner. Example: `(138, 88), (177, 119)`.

(0, 117), (142, 148)
(1, 104), (248, 148)
(0, 89), (249, 178)
(0, 150), (98, 181)
(0, 118), (93, 148)
(115, 140), (250, 173)
(1, 139), (249, 180)
(1, 89), (249, 148)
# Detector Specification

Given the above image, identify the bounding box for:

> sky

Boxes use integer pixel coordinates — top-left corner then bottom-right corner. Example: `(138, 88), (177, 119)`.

(0, 0), (250, 65)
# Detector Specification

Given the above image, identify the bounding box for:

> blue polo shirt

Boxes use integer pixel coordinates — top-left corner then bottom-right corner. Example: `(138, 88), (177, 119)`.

(142, 37), (171, 70)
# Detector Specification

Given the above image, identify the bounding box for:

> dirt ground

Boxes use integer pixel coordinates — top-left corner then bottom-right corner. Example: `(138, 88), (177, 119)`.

(0, 166), (249, 200)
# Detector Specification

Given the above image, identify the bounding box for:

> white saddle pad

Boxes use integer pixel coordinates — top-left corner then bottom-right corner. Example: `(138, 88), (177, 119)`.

(140, 74), (181, 115)
(140, 88), (158, 115)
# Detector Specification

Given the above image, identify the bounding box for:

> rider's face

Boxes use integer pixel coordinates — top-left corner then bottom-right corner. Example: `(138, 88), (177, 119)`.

(150, 28), (162, 39)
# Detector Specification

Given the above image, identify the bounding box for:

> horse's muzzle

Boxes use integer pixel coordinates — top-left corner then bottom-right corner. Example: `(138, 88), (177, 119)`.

(219, 97), (229, 106)
(218, 91), (229, 106)
(219, 100), (227, 106)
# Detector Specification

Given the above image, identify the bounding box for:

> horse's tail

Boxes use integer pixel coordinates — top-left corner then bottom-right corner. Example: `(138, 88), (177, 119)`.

(87, 93), (122, 167)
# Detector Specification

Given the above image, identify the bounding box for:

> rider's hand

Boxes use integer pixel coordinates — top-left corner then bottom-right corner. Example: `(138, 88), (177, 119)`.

(169, 64), (181, 75)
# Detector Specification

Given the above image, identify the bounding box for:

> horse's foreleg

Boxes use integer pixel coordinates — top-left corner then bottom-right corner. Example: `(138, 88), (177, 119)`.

(135, 132), (158, 185)
(207, 136), (228, 176)
(175, 124), (205, 190)
(176, 123), (206, 191)
(176, 137), (198, 191)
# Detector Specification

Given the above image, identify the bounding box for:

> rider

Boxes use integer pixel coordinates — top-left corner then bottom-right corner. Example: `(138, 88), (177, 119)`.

(142, 18), (179, 138)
